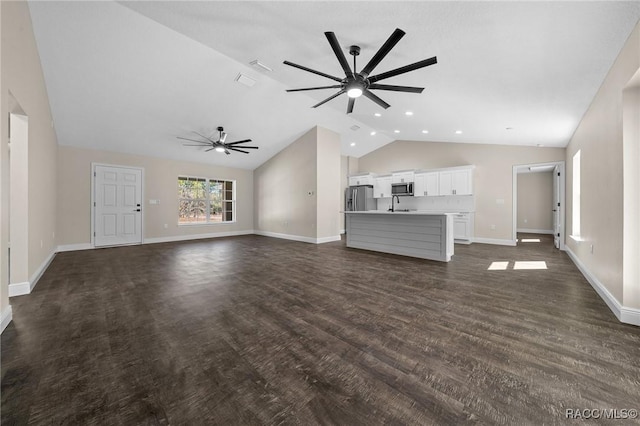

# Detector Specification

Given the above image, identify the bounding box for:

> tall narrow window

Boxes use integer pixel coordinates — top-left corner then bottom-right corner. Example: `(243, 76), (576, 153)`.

(178, 176), (236, 224)
(572, 150), (581, 237)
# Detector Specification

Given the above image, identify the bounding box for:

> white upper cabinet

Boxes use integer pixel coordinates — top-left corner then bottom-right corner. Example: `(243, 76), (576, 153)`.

(439, 168), (473, 195)
(348, 174), (375, 186)
(414, 172), (440, 197)
(373, 175), (392, 198)
(391, 171), (415, 184)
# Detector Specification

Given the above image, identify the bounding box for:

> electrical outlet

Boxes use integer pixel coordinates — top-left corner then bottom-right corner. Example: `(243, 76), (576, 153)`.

(524, 219), (528, 223)
(491, 225), (496, 230)
(164, 224), (168, 229)
(40, 239), (43, 248)
(590, 244), (594, 254)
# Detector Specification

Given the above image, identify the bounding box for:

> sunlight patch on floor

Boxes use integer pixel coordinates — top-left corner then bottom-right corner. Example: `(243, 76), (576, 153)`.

(488, 261), (509, 270)
(521, 238), (541, 243)
(488, 261), (548, 270)
(513, 261), (548, 270)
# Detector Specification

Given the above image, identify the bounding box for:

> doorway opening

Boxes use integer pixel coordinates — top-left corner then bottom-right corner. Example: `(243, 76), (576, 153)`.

(512, 161), (565, 251)
(8, 110), (29, 295)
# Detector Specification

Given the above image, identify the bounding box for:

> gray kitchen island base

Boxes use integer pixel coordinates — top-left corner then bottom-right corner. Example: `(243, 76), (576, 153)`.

(345, 212), (454, 262)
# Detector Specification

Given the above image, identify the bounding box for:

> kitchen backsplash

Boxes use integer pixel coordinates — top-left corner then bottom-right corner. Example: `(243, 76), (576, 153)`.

(376, 194), (475, 212)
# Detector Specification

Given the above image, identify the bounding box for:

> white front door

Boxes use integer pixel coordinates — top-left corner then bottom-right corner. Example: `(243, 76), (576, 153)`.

(553, 166), (561, 249)
(93, 165), (143, 247)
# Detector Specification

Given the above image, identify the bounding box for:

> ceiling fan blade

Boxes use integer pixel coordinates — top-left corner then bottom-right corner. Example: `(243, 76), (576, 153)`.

(312, 89), (346, 108)
(286, 85), (343, 92)
(226, 139), (252, 145)
(228, 147), (249, 154)
(224, 149), (231, 155)
(363, 89), (390, 109)
(283, 60), (342, 82)
(368, 83), (424, 93)
(228, 146), (258, 149)
(368, 56), (438, 83)
(177, 136), (209, 144)
(325, 32), (353, 78)
(193, 131), (217, 143)
(205, 147), (215, 152)
(182, 144), (212, 147)
(347, 97), (355, 114)
(360, 28), (405, 78)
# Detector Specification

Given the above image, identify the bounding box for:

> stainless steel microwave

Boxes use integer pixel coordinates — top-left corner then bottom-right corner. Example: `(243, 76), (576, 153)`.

(391, 182), (414, 196)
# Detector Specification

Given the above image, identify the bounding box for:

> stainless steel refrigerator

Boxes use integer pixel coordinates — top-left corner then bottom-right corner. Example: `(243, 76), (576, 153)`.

(345, 185), (376, 211)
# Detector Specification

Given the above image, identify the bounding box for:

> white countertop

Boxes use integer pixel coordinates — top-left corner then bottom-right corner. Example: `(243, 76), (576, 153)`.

(343, 210), (459, 215)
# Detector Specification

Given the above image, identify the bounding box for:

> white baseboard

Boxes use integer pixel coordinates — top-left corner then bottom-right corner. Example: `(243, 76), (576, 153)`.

(621, 307), (640, 326)
(472, 237), (517, 246)
(144, 229), (254, 244)
(57, 243), (93, 252)
(517, 228), (554, 235)
(255, 230), (340, 244)
(316, 235), (342, 244)
(454, 239), (472, 245)
(8, 282), (30, 297)
(9, 249), (56, 297)
(1, 305), (13, 334)
(565, 246), (640, 327)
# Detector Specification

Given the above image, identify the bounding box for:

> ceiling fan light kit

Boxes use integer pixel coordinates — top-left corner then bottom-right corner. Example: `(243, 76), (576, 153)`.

(284, 28), (437, 114)
(178, 126), (257, 155)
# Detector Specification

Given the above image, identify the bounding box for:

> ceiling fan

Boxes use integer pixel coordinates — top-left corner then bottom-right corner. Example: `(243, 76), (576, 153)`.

(178, 126), (257, 155)
(284, 28), (437, 114)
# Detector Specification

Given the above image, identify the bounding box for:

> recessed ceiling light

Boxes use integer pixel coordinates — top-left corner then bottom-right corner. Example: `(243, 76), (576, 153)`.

(350, 142), (356, 146)
(374, 113), (381, 117)
(422, 130), (429, 134)
(405, 111), (413, 116)
(506, 127), (513, 130)
(394, 130), (400, 133)
(455, 130), (463, 134)
(370, 131), (376, 136)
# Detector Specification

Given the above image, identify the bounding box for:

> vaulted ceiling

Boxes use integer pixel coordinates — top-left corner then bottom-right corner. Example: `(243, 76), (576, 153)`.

(28, 1), (640, 170)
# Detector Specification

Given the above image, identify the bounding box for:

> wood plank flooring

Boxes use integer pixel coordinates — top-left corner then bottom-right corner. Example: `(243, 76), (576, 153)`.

(2, 234), (640, 425)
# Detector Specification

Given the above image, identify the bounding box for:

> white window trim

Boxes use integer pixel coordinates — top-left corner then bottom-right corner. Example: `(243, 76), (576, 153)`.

(178, 176), (236, 225)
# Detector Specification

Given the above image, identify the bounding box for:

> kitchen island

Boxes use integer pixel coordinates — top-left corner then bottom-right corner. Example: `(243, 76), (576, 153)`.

(344, 211), (454, 262)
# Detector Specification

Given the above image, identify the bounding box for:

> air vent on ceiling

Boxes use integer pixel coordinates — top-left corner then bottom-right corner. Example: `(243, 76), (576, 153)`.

(350, 125), (360, 131)
(235, 73), (256, 87)
(249, 60), (272, 73)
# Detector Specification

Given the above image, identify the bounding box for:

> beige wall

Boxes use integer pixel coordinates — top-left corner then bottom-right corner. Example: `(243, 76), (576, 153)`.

(566, 20), (640, 307)
(254, 127), (318, 238)
(623, 83), (640, 309)
(517, 172), (553, 231)
(339, 156), (348, 231)
(358, 140), (564, 241)
(57, 146), (253, 245)
(1, 1), (58, 317)
(254, 126), (341, 241)
(316, 127), (340, 239)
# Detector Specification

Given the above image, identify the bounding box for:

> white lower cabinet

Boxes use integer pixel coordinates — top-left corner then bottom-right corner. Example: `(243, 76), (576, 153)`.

(453, 213), (473, 243)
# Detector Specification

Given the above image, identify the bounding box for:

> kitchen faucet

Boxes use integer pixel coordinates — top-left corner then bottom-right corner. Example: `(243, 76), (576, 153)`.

(391, 195), (400, 212)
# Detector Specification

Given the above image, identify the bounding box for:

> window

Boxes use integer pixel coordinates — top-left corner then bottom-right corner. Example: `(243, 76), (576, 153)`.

(572, 150), (581, 237)
(178, 176), (235, 224)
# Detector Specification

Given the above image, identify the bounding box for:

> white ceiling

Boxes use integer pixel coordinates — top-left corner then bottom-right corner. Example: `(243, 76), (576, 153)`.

(28, 1), (640, 170)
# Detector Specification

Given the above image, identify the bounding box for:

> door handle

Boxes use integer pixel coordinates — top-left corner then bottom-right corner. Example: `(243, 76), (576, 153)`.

(135, 209), (141, 212)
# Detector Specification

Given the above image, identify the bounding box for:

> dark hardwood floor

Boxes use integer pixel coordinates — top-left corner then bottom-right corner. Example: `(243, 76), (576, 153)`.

(2, 234), (639, 425)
